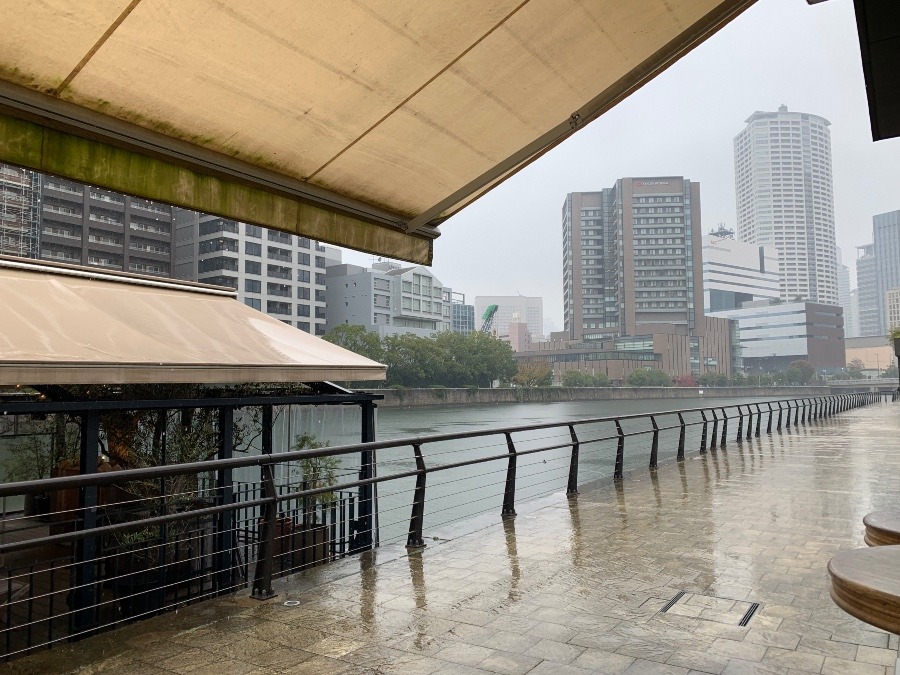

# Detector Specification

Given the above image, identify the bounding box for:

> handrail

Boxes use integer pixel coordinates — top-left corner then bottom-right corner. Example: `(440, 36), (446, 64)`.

(0, 391), (887, 660)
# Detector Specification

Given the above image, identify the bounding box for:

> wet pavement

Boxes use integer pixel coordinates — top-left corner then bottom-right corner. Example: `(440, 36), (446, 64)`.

(10, 403), (900, 674)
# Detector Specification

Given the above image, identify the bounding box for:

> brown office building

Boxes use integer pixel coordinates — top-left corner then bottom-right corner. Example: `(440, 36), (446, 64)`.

(563, 177), (703, 342)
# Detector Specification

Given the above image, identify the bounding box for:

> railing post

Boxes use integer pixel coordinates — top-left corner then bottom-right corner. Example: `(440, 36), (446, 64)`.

(354, 401), (378, 552)
(736, 406), (744, 442)
(614, 420), (625, 480)
(72, 409), (100, 634)
(766, 403), (773, 434)
(215, 406), (235, 594)
(801, 399), (808, 425)
(710, 409), (719, 450)
(252, 405), (276, 600)
(720, 408), (728, 447)
(793, 399), (800, 426)
(776, 401), (783, 430)
(785, 401), (792, 428)
(677, 413), (686, 460)
(699, 411), (708, 454)
(649, 416), (659, 469)
(567, 425), (580, 496)
(407, 444), (427, 547)
(754, 404), (761, 438)
(502, 433), (517, 517)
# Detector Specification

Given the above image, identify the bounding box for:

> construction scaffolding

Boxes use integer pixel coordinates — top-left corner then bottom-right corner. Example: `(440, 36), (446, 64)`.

(0, 165), (40, 259)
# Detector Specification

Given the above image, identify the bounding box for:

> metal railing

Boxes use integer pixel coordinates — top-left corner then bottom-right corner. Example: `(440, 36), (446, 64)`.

(0, 392), (887, 659)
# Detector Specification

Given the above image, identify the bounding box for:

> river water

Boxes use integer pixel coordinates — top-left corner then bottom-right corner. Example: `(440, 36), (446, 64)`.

(367, 395), (774, 545)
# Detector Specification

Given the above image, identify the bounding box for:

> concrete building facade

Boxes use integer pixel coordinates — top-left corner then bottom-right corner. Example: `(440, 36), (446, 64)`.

(836, 247), (852, 334)
(474, 296), (543, 341)
(173, 210), (338, 334)
(325, 261), (445, 338)
(873, 210), (900, 333)
(701, 234), (780, 311)
(563, 177), (703, 342)
(709, 300), (845, 372)
(733, 106), (838, 305)
(845, 336), (894, 375)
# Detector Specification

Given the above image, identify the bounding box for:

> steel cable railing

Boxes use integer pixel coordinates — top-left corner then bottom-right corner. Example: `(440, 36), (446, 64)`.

(0, 391), (888, 658)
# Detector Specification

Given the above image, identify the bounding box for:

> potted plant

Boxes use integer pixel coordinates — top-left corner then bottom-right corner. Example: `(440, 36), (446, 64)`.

(294, 432), (338, 568)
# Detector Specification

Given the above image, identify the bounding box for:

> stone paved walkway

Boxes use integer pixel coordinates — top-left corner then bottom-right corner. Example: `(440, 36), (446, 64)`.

(10, 403), (900, 674)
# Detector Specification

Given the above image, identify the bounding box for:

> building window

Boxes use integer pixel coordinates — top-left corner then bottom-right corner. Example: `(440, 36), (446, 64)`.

(199, 238), (238, 254)
(315, 273), (326, 285)
(297, 321), (310, 332)
(267, 246), (292, 262)
(315, 307), (326, 319)
(315, 257), (326, 268)
(267, 282), (291, 297)
(245, 260), (261, 275)
(199, 219), (239, 236)
(297, 287), (310, 300)
(198, 256), (238, 273)
(245, 241), (262, 256)
(267, 230), (292, 244)
(267, 301), (291, 315)
(244, 297), (261, 311)
(297, 237), (310, 248)
(267, 264), (291, 279)
(297, 304), (310, 317)
(245, 279), (261, 293)
(297, 269), (310, 283)
(297, 252), (310, 266)
(315, 289), (326, 302)
(245, 224), (262, 238)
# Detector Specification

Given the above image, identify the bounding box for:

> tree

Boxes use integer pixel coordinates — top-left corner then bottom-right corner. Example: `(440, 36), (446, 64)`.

(787, 360), (815, 385)
(673, 374), (698, 387)
(513, 362), (553, 387)
(847, 358), (865, 376)
(562, 370), (594, 387)
(883, 363), (899, 379)
(698, 372), (728, 387)
(463, 331), (517, 387)
(322, 325), (383, 362)
(626, 368), (672, 387)
(382, 333), (446, 387)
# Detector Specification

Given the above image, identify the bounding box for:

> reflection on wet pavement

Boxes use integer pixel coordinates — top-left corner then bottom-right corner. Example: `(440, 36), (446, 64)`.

(9, 405), (900, 674)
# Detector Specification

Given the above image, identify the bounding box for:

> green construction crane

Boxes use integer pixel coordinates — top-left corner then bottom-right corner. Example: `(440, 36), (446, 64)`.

(481, 304), (499, 333)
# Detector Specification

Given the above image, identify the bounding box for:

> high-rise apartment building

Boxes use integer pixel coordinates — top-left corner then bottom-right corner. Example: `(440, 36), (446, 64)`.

(733, 106), (837, 305)
(846, 288), (860, 339)
(857, 243), (880, 337)
(474, 296), (543, 341)
(0, 162), (175, 275)
(563, 177), (703, 341)
(0, 165), (41, 258)
(873, 210), (900, 333)
(173, 210), (338, 334)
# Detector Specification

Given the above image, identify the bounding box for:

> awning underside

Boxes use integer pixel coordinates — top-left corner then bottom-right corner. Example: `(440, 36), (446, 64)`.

(0, 258), (386, 385)
(0, 0), (754, 264)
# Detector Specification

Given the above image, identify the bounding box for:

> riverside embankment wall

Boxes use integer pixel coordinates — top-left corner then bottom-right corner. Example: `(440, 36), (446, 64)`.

(362, 386), (832, 409)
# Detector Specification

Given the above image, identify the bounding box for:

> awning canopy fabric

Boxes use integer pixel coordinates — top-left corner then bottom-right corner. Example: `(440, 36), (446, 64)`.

(0, 256), (386, 385)
(0, 0), (755, 265)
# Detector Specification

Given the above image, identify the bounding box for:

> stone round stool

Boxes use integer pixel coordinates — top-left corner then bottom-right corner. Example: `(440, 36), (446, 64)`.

(863, 511), (900, 547)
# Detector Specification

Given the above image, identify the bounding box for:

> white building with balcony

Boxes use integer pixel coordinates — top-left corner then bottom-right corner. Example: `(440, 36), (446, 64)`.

(324, 261), (446, 338)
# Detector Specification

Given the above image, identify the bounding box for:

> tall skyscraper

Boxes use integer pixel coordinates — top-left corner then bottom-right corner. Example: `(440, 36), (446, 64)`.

(563, 177), (703, 341)
(857, 243), (880, 337)
(733, 106), (838, 305)
(873, 210), (900, 333)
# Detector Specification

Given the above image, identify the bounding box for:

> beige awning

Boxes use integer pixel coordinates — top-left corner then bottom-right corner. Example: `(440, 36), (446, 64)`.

(0, 256), (386, 385)
(0, 1), (755, 264)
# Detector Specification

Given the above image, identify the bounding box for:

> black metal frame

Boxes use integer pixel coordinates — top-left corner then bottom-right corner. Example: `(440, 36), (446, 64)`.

(0, 392), (887, 660)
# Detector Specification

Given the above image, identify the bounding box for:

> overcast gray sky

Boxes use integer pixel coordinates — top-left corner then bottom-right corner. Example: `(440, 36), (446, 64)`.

(343, 0), (900, 334)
